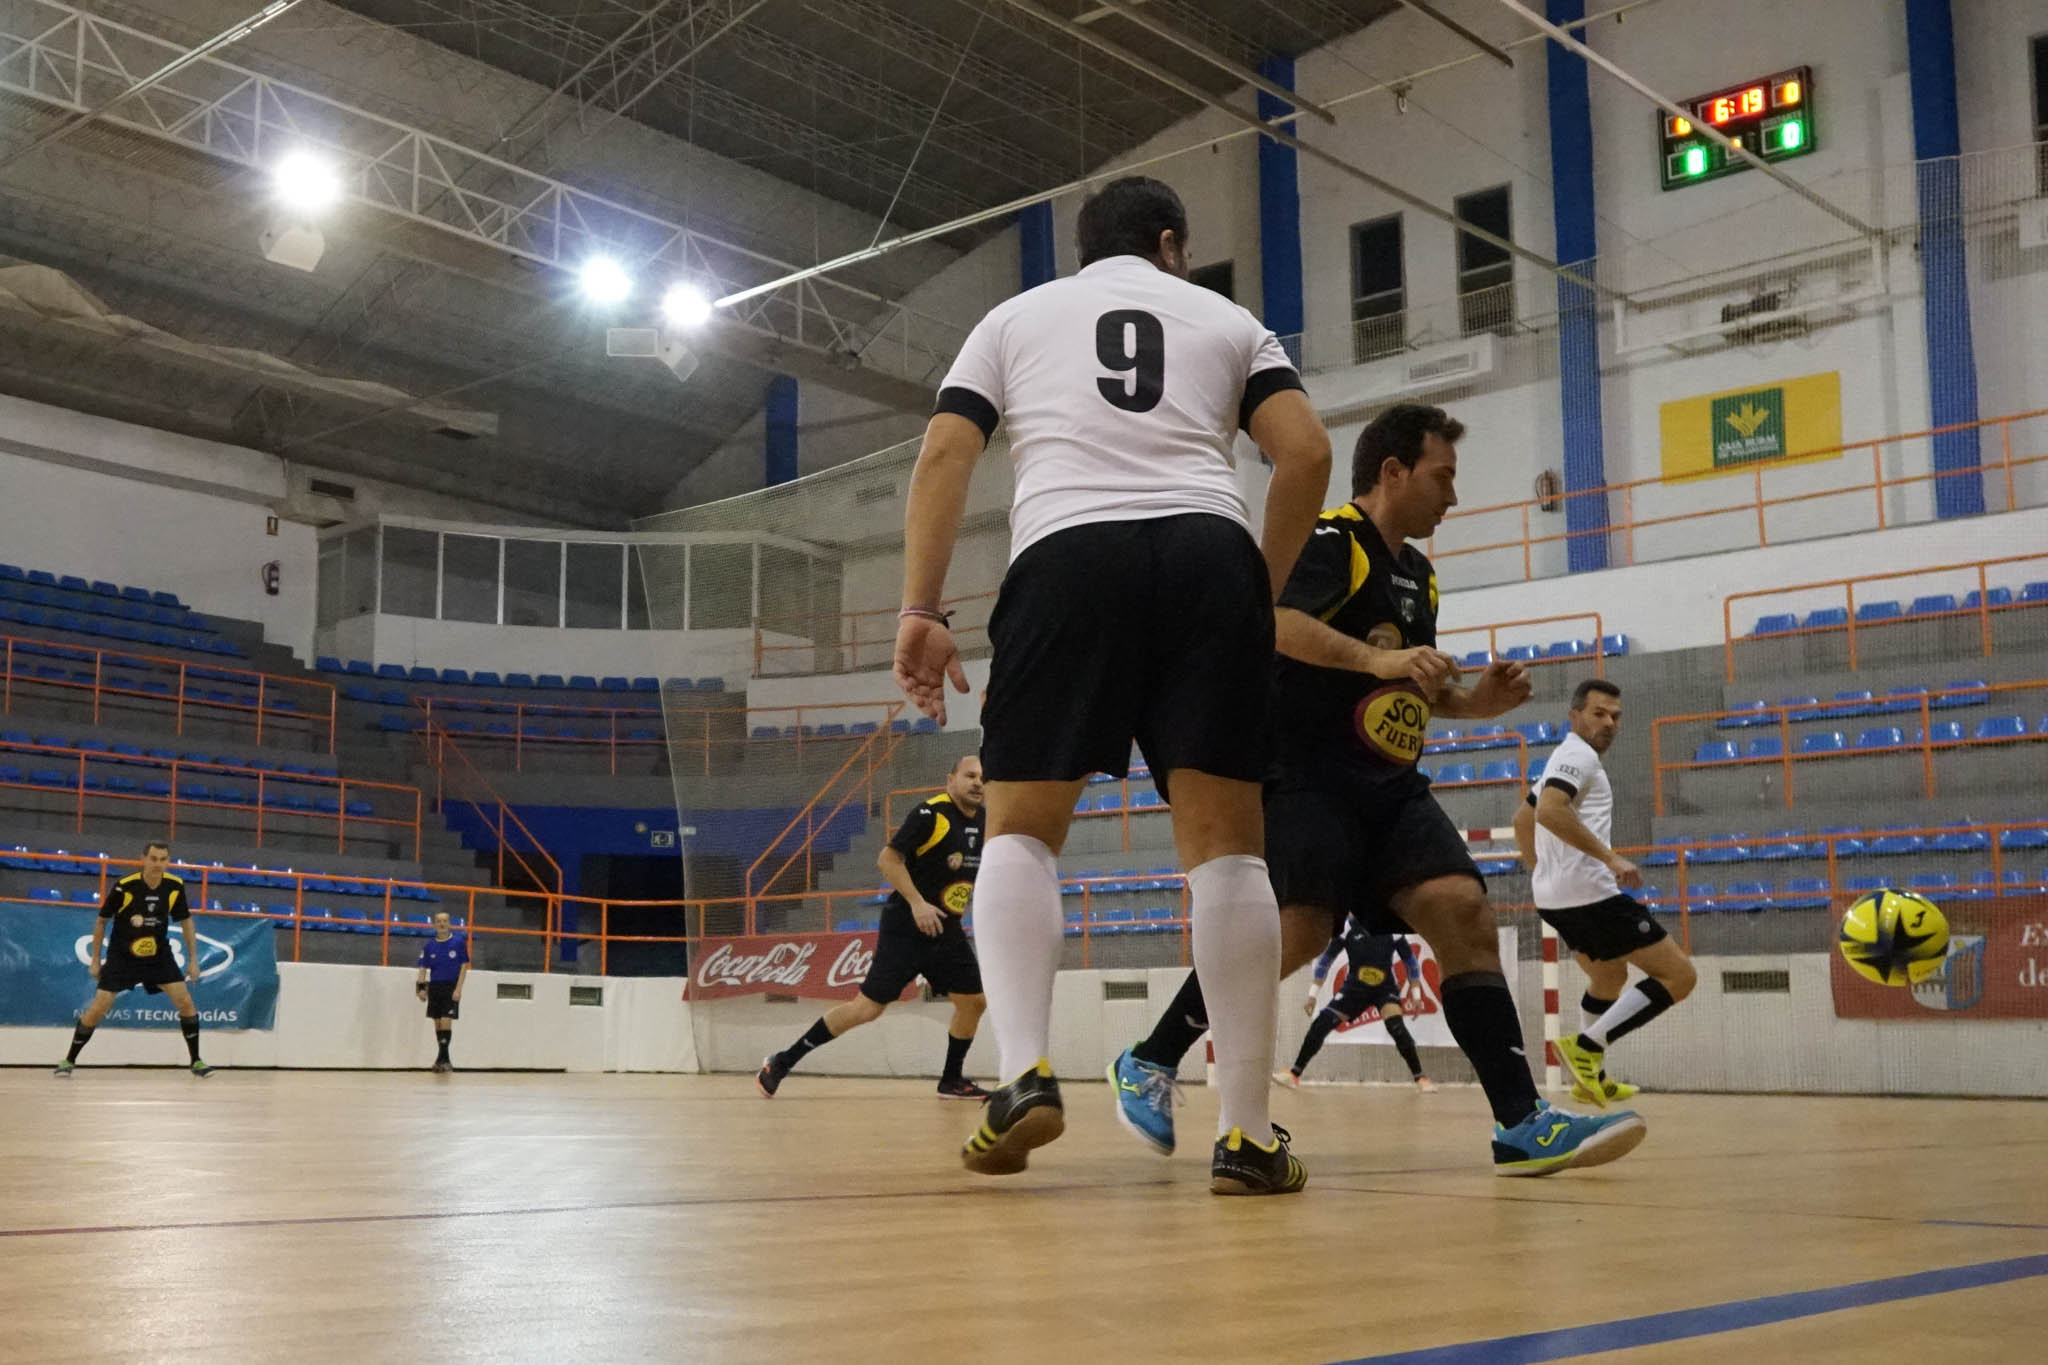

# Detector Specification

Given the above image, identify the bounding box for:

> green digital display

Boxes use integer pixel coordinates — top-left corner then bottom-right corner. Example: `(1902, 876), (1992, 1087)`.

(1658, 66), (1815, 191)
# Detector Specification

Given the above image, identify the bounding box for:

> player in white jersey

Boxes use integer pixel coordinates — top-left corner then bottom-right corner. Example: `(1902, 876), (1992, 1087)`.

(892, 177), (1334, 1195)
(1512, 679), (1697, 1105)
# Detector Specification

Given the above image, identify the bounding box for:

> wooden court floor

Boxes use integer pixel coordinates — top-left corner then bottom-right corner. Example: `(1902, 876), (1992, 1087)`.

(3, 1069), (2044, 1364)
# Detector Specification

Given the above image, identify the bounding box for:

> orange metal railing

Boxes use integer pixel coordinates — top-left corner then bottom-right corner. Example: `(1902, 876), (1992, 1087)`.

(1437, 613), (1609, 674)
(1651, 679), (2048, 815)
(418, 717), (563, 900)
(0, 736), (419, 855)
(1424, 407), (2048, 583)
(743, 703), (906, 913)
(1722, 550), (2048, 681)
(753, 590), (999, 678)
(414, 693), (664, 774)
(1, 633), (339, 751)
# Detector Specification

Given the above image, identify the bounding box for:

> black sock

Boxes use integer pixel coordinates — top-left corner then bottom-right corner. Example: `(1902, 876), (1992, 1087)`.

(437, 1027), (452, 1062)
(1602, 978), (1678, 1046)
(1291, 1008), (1341, 1076)
(942, 1033), (972, 1083)
(1383, 1014), (1425, 1079)
(778, 1017), (836, 1070)
(67, 1022), (95, 1062)
(1581, 993), (1615, 1031)
(1131, 971), (1208, 1069)
(1440, 971), (1541, 1127)
(180, 1015), (201, 1064)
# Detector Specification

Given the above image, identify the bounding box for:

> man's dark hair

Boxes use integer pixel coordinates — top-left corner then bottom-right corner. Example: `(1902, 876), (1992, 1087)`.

(1571, 678), (1622, 711)
(142, 839), (170, 855)
(949, 753), (979, 775)
(1076, 177), (1188, 268)
(1351, 403), (1467, 495)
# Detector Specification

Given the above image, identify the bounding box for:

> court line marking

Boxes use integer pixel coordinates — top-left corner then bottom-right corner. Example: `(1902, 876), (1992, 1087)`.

(1324, 1253), (2048, 1364)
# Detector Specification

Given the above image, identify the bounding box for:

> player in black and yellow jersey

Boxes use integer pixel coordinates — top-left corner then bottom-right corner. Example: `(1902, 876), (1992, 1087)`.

(1111, 404), (1646, 1175)
(54, 840), (215, 1077)
(758, 756), (989, 1099)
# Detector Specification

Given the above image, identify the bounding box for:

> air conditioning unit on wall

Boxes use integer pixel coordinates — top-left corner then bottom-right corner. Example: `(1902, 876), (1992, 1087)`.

(2018, 200), (2048, 252)
(1304, 334), (1497, 423)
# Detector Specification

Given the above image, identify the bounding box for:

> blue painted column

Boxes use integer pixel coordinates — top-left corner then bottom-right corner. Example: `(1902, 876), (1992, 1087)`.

(764, 374), (798, 487)
(1905, 0), (1985, 517)
(1544, 0), (1609, 572)
(1255, 56), (1304, 353)
(1019, 201), (1056, 290)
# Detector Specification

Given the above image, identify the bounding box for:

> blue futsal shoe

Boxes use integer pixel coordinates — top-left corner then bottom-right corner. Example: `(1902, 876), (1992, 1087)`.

(1493, 1098), (1646, 1177)
(1107, 1045), (1179, 1156)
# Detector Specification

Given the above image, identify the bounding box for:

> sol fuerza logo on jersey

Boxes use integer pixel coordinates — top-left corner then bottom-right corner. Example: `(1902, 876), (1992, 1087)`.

(1355, 682), (1431, 765)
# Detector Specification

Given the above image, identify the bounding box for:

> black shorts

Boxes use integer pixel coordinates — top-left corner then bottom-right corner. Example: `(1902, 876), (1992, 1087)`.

(980, 514), (1272, 790)
(1539, 896), (1668, 961)
(424, 981), (461, 1019)
(859, 918), (983, 1005)
(1265, 769), (1482, 936)
(1331, 970), (1402, 1020)
(96, 948), (184, 996)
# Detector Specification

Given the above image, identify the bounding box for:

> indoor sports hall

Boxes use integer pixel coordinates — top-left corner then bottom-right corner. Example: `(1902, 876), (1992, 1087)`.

(1, 1), (2045, 1361)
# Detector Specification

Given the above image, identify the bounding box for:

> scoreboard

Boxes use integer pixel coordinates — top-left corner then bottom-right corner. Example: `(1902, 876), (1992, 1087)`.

(1658, 66), (1814, 191)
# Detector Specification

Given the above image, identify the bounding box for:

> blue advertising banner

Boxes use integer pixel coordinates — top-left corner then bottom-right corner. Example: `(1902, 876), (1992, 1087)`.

(0, 905), (279, 1029)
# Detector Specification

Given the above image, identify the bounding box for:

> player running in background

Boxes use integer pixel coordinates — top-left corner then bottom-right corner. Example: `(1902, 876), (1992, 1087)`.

(758, 756), (991, 1100)
(1513, 679), (1696, 1105)
(1110, 404), (1646, 1177)
(1278, 919), (1432, 1090)
(892, 176), (1333, 1194)
(54, 840), (214, 1078)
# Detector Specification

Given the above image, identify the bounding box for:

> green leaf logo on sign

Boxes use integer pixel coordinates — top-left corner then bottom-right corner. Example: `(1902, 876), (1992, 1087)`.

(1711, 387), (1786, 467)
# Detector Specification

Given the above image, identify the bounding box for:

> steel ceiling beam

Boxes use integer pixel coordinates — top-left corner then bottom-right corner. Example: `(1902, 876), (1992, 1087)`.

(1088, 1), (1334, 122)
(0, 0), (967, 395)
(1395, 0), (1514, 67)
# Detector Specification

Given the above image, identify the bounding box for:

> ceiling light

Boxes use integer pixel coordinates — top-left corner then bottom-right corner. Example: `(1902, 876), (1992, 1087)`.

(660, 282), (713, 328)
(578, 255), (633, 306)
(272, 149), (342, 216)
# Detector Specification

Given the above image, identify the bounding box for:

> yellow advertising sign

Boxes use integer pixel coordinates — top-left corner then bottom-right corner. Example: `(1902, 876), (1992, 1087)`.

(1659, 371), (1843, 482)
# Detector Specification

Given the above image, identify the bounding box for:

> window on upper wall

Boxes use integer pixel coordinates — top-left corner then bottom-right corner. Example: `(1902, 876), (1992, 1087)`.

(2033, 34), (2048, 194)
(1454, 184), (1514, 338)
(1190, 260), (1235, 301)
(1349, 214), (1405, 363)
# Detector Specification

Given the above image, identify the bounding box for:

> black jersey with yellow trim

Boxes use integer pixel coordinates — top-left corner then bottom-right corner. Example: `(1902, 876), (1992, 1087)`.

(1271, 503), (1441, 780)
(883, 794), (984, 923)
(98, 872), (190, 963)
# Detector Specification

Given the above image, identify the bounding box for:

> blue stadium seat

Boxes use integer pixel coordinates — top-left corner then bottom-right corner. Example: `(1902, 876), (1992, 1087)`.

(536, 674), (566, 689)
(1923, 721), (1964, 744)
(1694, 740), (1737, 762)
(1693, 837), (1748, 865)
(1095, 792), (1124, 812)
(1724, 881), (1771, 908)
(1435, 763), (1476, 784)
(1131, 790), (1164, 810)
(469, 671), (502, 687)
(1842, 876), (1885, 895)
(1798, 731), (1846, 753)
(25, 570), (56, 587)
(1717, 699), (1771, 729)
(1545, 639), (1590, 659)
(1802, 608), (1848, 629)
(890, 719), (910, 734)
(1751, 613), (1798, 635)
(2014, 581), (2048, 603)
(1755, 829), (1809, 859)
(1458, 650), (1492, 670)
(1878, 685), (1930, 714)
(1869, 829), (1925, 856)
(912, 718), (939, 735)
(1935, 680), (1990, 708)
(1678, 884), (1717, 910)
(847, 722), (877, 736)
(405, 666), (436, 683)
(1853, 727), (1904, 750)
(1465, 725), (1512, 750)
(1907, 872), (1957, 892)
(56, 576), (87, 592)
(1502, 644), (1542, 662)
(504, 673), (535, 689)
(1929, 827), (1989, 853)
(1479, 760), (1519, 782)
(599, 676), (629, 692)
(1780, 878), (1831, 909)
(1961, 587), (2012, 609)
(1744, 737), (1783, 758)
(1853, 600), (1901, 623)
(440, 669), (470, 685)
(634, 677), (663, 691)
(1972, 715), (2025, 741)
(1599, 633), (1629, 656)
(1833, 690), (1877, 717)
(815, 723), (847, 738)
(1525, 758), (1545, 780)
(1783, 696), (1823, 722)
(1997, 827), (2048, 850)
(1514, 721), (1559, 745)
(1907, 594), (1958, 617)
(0, 563), (20, 580)
(750, 726), (778, 740)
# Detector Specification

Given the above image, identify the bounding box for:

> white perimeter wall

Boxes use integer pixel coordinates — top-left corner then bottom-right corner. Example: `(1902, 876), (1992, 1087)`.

(0, 962), (697, 1073)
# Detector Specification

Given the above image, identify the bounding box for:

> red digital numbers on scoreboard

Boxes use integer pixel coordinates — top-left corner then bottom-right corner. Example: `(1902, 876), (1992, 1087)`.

(1659, 65), (1815, 191)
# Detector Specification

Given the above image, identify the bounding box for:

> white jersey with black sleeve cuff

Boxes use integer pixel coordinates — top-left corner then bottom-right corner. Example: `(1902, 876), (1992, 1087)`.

(934, 254), (1304, 560)
(1530, 731), (1619, 908)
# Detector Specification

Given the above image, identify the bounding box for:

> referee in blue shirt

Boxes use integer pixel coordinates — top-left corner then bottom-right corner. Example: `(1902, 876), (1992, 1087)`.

(415, 912), (469, 1073)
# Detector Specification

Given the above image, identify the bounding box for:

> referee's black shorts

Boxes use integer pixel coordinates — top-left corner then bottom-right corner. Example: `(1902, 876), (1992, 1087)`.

(979, 513), (1272, 792)
(424, 981), (460, 1019)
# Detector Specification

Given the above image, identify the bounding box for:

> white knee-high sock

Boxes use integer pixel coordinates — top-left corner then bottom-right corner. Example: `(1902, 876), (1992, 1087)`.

(971, 834), (1064, 1081)
(1188, 854), (1280, 1144)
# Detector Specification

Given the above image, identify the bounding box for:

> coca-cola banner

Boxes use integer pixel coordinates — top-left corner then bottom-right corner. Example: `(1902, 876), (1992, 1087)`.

(689, 932), (915, 1002)
(1830, 896), (2048, 1020)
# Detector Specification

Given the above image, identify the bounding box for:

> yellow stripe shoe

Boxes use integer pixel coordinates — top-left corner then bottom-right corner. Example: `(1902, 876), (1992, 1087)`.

(961, 1059), (1065, 1176)
(1210, 1124), (1308, 1196)
(1572, 1076), (1640, 1104)
(1554, 1034), (1609, 1108)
